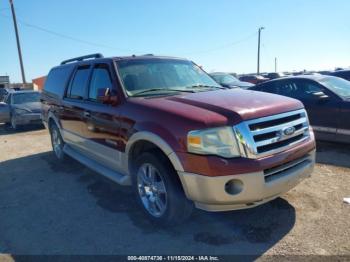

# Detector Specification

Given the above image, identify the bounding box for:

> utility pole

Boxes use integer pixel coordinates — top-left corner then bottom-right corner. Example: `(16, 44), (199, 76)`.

(275, 57), (277, 72)
(257, 27), (265, 75)
(9, 0), (26, 84)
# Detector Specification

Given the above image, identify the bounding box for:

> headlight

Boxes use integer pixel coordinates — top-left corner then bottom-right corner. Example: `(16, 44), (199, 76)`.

(14, 108), (29, 114)
(187, 126), (240, 158)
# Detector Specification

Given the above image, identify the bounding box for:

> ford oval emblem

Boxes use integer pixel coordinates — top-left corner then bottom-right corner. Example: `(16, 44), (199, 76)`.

(283, 126), (296, 136)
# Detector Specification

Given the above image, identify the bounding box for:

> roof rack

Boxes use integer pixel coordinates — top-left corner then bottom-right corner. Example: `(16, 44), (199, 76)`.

(60, 53), (104, 65)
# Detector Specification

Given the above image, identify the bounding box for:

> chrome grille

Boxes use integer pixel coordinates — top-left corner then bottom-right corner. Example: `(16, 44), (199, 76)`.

(234, 109), (310, 159)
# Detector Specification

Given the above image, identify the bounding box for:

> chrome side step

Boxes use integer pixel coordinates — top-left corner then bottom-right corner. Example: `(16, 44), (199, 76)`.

(63, 145), (131, 186)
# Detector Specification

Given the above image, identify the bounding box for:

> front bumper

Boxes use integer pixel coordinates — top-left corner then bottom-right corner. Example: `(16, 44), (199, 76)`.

(15, 113), (42, 125)
(178, 150), (315, 211)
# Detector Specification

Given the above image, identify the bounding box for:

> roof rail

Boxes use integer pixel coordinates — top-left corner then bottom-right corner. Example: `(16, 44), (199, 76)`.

(60, 53), (104, 65)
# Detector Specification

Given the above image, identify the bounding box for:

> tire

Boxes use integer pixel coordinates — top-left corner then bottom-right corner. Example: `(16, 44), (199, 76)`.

(49, 123), (66, 161)
(10, 115), (17, 130)
(132, 152), (193, 226)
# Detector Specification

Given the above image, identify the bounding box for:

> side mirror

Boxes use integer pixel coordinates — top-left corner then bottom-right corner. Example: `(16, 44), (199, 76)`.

(312, 91), (329, 102)
(97, 88), (118, 105)
(0, 102), (8, 107)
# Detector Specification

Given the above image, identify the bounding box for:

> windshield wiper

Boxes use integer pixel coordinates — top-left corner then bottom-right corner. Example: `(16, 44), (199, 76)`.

(132, 88), (195, 97)
(186, 84), (225, 89)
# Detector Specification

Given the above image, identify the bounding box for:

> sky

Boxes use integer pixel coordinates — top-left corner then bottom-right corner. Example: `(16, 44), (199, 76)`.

(1, 0), (350, 83)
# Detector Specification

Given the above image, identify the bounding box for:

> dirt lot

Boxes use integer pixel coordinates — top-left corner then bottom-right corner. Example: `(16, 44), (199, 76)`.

(0, 124), (349, 257)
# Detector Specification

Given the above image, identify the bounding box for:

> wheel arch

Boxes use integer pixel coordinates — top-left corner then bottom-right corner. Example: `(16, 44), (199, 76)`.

(47, 111), (61, 130)
(125, 132), (184, 175)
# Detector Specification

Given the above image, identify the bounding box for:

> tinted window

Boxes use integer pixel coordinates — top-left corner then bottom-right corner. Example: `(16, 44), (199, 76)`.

(265, 80), (323, 100)
(89, 66), (112, 101)
(68, 66), (90, 99)
(292, 81), (323, 99)
(259, 80), (296, 96)
(44, 66), (73, 96)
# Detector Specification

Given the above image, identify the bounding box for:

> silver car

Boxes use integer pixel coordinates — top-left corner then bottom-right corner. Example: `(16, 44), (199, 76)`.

(0, 90), (42, 130)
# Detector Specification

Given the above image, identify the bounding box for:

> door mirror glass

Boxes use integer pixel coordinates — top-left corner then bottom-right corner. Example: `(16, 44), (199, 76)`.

(0, 101), (8, 107)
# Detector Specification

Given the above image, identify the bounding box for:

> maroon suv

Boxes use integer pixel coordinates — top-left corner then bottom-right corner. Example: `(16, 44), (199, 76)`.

(41, 54), (316, 225)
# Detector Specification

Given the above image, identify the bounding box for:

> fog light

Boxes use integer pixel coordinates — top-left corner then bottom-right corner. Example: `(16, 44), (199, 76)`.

(225, 179), (243, 195)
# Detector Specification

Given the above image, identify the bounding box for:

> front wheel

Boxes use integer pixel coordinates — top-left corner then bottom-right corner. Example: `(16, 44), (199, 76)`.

(132, 152), (193, 226)
(10, 115), (17, 130)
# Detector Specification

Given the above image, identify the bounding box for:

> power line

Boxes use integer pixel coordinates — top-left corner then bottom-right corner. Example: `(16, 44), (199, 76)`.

(0, 12), (257, 57)
(0, 13), (142, 53)
(183, 32), (257, 55)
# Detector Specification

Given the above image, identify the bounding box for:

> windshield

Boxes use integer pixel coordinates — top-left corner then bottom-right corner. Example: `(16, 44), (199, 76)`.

(320, 77), (350, 98)
(116, 59), (221, 96)
(13, 92), (40, 104)
(212, 74), (240, 85)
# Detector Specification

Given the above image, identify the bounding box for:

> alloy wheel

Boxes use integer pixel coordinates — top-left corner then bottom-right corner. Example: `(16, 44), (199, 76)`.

(137, 163), (167, 217)
(51, 128), (63, 158)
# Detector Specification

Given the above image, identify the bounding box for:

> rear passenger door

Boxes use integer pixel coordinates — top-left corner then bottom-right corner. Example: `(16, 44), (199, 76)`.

(60, 65), (92, 152)
(81, 63), (124, 172)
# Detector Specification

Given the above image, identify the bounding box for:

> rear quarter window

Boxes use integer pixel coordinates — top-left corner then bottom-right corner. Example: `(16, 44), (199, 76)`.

(44, 66), (73, 97)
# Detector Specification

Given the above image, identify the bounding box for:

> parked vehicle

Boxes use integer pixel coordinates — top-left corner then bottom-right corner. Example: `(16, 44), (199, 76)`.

(329, 69), (350, 81)
(0, 90), (42, 129)
(249, 75), (350, 143)
(210, 72), (254, 89)
(263, 72), (286, 80)
(239, 75), (269, 84)
(318, 70), (333, 75)
(229, 72), (238, 78)
(41, 53), (315, 225)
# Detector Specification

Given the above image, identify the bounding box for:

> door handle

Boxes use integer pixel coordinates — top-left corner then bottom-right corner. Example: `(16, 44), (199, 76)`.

(84, 111), (91, 118)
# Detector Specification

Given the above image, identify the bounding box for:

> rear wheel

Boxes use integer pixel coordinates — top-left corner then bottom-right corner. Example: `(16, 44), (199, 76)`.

(132, 152), (193, 226)
(50, 123), (66, 161)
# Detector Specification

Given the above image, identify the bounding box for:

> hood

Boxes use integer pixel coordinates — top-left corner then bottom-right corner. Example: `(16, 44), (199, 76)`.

(131, 89), (304, 126)
(13, 102), (41, 113)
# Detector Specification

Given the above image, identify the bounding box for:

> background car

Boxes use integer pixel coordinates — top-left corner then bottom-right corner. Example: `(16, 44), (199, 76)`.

(239, 75), (269, 84)
(0, 90), (42, 130)
(249, 75), (350, 143)
(210, 72), (254, 89)
(318, 70), (333, 75)
(329, 69), (350, 81)
(263, 72), (286, 80)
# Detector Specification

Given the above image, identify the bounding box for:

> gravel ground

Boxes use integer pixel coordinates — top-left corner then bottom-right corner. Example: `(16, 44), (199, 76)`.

(0, 124), (349, 257)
